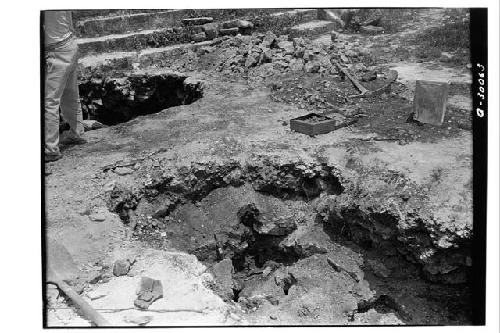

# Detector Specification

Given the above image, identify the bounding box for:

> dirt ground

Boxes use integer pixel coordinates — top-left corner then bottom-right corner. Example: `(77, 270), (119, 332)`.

(44, 8), (473, 326)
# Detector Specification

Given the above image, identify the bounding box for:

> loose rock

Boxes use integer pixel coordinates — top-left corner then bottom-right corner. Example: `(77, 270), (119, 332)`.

(362, 71), (377, 82)
(134, 277), (163, 309)
(82, 119), (107, 131)
(360, 25), (384, 34)
(203, 23), (219, 39)
(46, 284), (60, 306)
(86, 290), (108, 300)
(103, 180), (117, 192)
(89, 213), (106, 222)
(113, 259), (131, 277)
(262, 266), (273, 277)
(223, 19), (254, 30)
(220, 27), (239, 36)
(254, 215), (297, 236)
(262, 32), (277, 48)
(208, 258), (236, 301)
(277, 41), (294, 54)
(123, 314), (153, 326)
(114, 167), (134, 176)
(191, 32), (207, 42)
(182, 17), (213, 26)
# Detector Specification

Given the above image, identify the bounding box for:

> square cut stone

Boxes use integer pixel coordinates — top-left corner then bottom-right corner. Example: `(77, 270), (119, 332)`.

(413, 80), (449, 126)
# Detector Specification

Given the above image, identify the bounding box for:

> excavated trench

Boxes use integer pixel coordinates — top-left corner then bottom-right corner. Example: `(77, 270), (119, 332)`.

(105, 159), (472, 325)
(78, 73), (204, 125)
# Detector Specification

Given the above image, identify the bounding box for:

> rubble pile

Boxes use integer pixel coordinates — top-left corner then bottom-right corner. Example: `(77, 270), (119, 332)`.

(139, 31), (360, 84)
(209, 32), (337, 76)
(171, 31), (377, 81)
(268, 76), (354, 111)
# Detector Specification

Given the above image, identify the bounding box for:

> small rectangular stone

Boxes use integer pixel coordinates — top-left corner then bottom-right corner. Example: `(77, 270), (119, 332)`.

(413, 80), (449, 126)
(182, 17), (214, 26)
(219, 27), (240, 36)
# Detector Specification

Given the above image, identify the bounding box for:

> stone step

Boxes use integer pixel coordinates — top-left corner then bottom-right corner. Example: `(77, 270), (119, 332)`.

(75, 8), (288, 38)
(78, 51), (138, 75)
(73, 9), (159, 21)
(75, 10), (187, 38)
(78, 41), (215, 76)
(78, 28), (337, 78)
(181, 17), (214, 26)
(76, 9), (322, 57)
(76, 28), (191, 57)
(254, 9), (319, 35)
(290, 20), (340, 37)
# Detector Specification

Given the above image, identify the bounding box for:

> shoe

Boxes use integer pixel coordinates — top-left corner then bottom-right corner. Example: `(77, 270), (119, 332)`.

(60, 136), (87, 145)
(45, 152), (63, 163)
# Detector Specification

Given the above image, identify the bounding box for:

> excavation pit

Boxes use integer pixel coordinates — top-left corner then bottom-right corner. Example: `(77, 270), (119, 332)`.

(78, 73), (204, 126)
(104, 160), (472, 325)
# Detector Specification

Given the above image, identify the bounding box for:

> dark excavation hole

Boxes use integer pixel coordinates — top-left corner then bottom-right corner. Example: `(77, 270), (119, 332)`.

(229, 232), (301, 273)
(358, 295), (398, 314)
(250, 236), (302, 268)
(371, 212), (399, 227)
(358, 238), (374, 250)
(245, 162), (344, 201)
(282, 273), (297, 295)
(232, 288), (242, 302)
(254, 174), (344, 201)
(321, 214), (353, 241)
(318, 174), (344, 196)
(106, 161), (472, 324)
(79, 74), (203, 126)
(230, 254), (247, 273)
(236, 203), (260, 228)
(230, 203), (305, 274)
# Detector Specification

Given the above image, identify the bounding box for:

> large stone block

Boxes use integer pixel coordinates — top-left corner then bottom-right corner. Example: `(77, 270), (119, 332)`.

(208, 259), (236, 301)
(413, 80), (449, 126)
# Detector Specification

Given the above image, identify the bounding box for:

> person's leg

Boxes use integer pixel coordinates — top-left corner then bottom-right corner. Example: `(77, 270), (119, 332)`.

(44, 45), (73, 157)
(60, 39), (85, 142)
